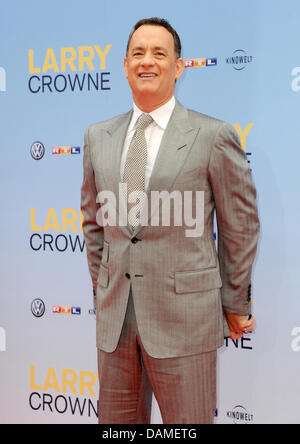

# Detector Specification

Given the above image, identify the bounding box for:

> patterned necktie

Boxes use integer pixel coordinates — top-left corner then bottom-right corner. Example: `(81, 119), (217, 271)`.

(123, 113), (153, 230)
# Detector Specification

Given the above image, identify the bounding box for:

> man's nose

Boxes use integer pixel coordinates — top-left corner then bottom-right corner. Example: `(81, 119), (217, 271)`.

(141, 52), (155, 66)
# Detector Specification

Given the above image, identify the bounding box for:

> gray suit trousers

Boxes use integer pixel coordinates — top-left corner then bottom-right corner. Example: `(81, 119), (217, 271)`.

(97, 288), (217, 424)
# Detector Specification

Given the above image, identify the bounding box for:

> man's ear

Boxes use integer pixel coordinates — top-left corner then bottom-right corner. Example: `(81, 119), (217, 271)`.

(175, 58), (185, 81)
(123, 57), (128, 78)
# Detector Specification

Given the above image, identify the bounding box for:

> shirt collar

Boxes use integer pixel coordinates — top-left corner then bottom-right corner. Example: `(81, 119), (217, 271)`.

(128, 96), (176, 132)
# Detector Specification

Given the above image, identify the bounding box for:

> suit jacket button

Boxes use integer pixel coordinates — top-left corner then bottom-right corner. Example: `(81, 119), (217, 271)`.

(131, 237), (139, 244)
(125, 273), (131, 279)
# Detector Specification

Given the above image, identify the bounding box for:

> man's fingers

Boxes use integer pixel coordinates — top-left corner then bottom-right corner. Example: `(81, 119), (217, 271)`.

(244, 317), (255, 333)
(229, 319), (255, 339)
(226, 315), (256, 339)
(229, 331), (243, 340)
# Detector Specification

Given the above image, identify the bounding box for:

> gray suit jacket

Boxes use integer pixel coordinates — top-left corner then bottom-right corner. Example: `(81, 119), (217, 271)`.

(81, 100), (260, 358)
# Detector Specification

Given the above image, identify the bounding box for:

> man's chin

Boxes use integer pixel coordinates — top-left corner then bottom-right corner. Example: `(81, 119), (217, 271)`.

(137, 84), (157, 94)
(133, 88), (159, 102)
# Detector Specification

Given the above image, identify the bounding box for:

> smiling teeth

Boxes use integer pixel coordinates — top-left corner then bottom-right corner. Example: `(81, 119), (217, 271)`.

(140, 74), (156, 77)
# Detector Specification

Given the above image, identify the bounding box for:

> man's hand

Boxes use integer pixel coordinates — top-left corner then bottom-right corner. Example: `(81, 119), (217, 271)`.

(225, 313), (255, 340)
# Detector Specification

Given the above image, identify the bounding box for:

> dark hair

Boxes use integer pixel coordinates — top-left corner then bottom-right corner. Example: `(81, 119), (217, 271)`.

(126, 17), (182, 58)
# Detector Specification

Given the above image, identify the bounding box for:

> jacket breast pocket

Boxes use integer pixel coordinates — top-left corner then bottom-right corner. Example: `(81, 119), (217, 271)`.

(175, 268), (222, 294)
(97, 264), (109, 288)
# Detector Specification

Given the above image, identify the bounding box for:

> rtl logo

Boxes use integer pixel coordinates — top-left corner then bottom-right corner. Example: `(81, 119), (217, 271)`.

(52, 305), (81, 315)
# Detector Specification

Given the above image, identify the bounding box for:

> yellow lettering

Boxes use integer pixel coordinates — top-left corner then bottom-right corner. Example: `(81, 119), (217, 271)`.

(80, 210), (83, 233)
(30, 366), (98, 395)
(78, 46), (95, 71)
(233, 123), (254, 151)
(42, 48), (59, 73)
(29, 45), (111, 73)
(61, 47), (77, 72)
(31, 208), (83, 232)
(30, 365), (42, 390)
(62, 208), (78, 232)
(44, 367), (60, 392)
(44, 208), (60, 232)
(28, 49), (40, 73)
(79, 371), (96, 397)
(62, 369), (78, 394)
(94, 44), (112, 70)
(30, 208), (42, 231)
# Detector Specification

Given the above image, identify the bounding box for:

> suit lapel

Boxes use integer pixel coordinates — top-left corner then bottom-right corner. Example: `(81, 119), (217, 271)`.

(100, 110), (133, 237)
(100, 101), (200, 238)
(133, 100), (200, 236)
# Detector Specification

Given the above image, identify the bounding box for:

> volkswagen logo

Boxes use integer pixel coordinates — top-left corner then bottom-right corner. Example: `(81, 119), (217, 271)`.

(30, 141), (45, 160)
(31, 299), (45, 318)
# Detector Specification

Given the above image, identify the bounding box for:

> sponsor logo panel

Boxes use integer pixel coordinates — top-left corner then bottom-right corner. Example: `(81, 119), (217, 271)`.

(31, 299), (46, 318)
(29, 365), (98, 418)
(30, 141), (45, 160)
(28, 44), (112, 94)
(226, 49), (253, 70)
(226, 405), (254, 424)
(29, 208), (84, 254)
(184, 57), (217, 68)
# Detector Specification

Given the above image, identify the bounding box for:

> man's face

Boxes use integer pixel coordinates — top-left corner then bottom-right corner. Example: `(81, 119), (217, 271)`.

(124, 25), (184, 110)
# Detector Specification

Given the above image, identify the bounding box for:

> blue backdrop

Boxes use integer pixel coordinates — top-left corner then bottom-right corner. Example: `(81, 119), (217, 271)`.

(1, 0), (300, 424)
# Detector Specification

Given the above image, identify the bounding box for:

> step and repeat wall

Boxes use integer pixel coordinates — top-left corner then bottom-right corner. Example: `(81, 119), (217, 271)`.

(1, 0), (300, 424)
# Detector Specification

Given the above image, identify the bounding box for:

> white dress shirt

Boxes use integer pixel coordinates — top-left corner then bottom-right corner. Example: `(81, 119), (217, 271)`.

(120, 96), (175, 190)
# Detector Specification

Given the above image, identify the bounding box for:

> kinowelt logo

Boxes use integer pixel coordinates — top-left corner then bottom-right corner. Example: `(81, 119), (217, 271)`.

(226, 49), (253, 71)
(291, 67), (300, 92)
(28, 44), (112, 94)
(226, 405), (254, 424)
(0, 67), (6, 92)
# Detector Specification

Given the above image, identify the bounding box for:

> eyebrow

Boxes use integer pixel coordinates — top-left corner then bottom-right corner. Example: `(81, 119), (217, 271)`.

(131, 46), (168, 53)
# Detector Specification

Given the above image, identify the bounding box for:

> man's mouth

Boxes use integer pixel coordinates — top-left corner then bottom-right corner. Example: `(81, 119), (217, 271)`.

(138, 73), (158, 78)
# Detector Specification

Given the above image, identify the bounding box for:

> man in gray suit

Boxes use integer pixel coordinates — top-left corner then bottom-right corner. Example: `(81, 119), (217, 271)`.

(81, 17), (259, 424)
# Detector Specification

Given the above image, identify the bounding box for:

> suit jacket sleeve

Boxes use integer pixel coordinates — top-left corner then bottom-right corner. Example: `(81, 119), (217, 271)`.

(81, 126), (104, 308)
(208, 122), (260, 316)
